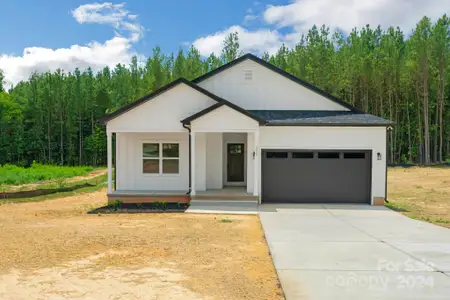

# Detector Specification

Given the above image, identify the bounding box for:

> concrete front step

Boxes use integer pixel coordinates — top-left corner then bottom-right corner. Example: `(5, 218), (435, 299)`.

(191, 195), (259, 201)
(186, 200), (258, 215)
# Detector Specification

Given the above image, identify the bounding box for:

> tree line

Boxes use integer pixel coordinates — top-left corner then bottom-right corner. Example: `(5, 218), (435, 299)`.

(0, 15), (449, 166)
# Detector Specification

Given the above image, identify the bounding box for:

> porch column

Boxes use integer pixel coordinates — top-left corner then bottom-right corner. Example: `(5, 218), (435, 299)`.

(191, 131), (196, 196)
(253, 130), (259, 196)
(107, 131), (113, 194)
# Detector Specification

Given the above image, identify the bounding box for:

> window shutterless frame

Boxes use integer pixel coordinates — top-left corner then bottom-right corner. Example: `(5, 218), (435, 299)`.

(142, 142), (180, 175)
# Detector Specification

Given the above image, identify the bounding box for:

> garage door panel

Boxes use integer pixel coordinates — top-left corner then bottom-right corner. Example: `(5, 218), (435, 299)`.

(262, 150), (371, 204)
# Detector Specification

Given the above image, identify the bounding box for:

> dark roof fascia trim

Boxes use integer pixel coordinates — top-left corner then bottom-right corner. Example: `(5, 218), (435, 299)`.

(100, 76), (265, 125)
(192, 53), (363, 114)
(99, 78), (189, 124)
(181, 101), (266, 125)
(181, 81), (266, 124)
(265, 123), (393, 127)
(181, 102), (224, 124)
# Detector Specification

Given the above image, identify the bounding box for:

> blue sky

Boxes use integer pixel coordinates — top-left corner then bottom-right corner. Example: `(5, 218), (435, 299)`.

(0, 0), (285, 55)
(0, 0), (448, 87)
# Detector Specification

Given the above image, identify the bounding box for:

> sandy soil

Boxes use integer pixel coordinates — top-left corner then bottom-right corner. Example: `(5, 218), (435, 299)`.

(0, 189), (283, 300)
(388, 167), (450, 228)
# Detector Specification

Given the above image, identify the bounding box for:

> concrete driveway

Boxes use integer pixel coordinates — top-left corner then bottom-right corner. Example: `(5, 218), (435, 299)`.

(259, 205), (450, 300)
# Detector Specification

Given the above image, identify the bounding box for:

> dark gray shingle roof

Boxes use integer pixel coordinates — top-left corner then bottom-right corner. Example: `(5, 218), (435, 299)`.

(248, 110), (393, 126)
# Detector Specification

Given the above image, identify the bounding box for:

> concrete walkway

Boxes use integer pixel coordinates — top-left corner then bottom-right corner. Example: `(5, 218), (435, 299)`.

(259, 204), (450, 300)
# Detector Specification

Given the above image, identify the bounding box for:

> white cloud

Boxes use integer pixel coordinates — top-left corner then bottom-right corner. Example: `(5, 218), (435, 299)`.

(264, 0), (450, 35)
(0, 2), (144, 87)
(72, 2), (144, 41)
(193, 0), (449, 57)
(243, 14), (258, 25)
(192, 25), (284, 57)
(72, 2), (128, 25)
(0, 37), (139, 87)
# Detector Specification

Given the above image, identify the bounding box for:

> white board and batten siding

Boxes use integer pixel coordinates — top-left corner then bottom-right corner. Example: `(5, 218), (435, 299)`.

(258, 126), (387, 204)
(111, 83), (217, 191)
(197, 59), (350, 111)
(189, 105), (259, 132)
(116, 132), (189, 191)
(107, 83), (216, 133)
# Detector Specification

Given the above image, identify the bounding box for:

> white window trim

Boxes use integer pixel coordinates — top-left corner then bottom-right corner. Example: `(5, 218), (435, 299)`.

(142, 141), (180, 176)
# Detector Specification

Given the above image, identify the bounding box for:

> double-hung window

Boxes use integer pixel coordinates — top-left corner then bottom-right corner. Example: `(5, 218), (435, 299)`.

(143, 143), (179, 174)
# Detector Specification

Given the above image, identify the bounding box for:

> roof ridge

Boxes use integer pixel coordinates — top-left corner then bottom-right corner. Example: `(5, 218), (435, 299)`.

(192, 53), (364, 114)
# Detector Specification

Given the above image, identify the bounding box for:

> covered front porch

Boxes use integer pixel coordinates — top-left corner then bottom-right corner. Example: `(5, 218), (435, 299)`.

(105, 97), (262, 205)
(189, 131), (259, 199)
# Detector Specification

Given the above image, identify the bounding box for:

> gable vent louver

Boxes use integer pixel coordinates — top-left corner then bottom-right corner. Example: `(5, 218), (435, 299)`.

(244, 69), (253, 81)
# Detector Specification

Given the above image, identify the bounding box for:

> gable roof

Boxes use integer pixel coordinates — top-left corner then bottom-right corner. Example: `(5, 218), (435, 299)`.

(249, 110), (394, 127)
(100, 77), (234, 124)
(100, 54), (392, 127)
(192, 53), (363, 113)
(181, 101), (266, 125)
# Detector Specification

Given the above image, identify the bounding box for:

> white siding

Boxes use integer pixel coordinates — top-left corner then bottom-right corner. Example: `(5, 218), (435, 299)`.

(246, 133), (255, 194)
(197, 59), (350, 111)
(107, 83), (216, 133)
(206, 133), (223, 189)
(259, 126), (387, 204)
(195, 133), (207, 191)
(116, 132), (189, 191)
(190, 105), (259, 132)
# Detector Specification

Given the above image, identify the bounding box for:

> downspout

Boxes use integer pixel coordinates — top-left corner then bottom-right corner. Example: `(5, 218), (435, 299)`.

(385, 126), (391, 203)
(182, 123), (191, 195)
(113, 133), (116, 192)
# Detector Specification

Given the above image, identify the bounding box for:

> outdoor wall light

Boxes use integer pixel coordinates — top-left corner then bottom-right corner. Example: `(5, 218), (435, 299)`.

(253, 151), (256, 159)
(377, 152), (382, 160)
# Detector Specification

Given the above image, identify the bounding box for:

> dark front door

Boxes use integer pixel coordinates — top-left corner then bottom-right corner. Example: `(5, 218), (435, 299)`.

(227, 144), (245, 182)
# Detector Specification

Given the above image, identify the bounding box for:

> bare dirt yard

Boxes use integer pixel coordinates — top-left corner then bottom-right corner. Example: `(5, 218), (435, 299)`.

(0, 189), (283, 300)
(388, 166), (450, 228)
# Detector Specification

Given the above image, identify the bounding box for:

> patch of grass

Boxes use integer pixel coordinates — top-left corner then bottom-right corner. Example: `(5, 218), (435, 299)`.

(385, 202), (410, 213)
(388, 167), (450, 228)
(220, 219), (233, 223)
(0, 162), (97, 185)
(40, 174), (106, 189)
(434, 218), (450, 224)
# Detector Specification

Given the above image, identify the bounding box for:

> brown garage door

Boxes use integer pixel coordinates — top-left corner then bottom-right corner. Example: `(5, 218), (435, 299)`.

(261, 150), (371, 203)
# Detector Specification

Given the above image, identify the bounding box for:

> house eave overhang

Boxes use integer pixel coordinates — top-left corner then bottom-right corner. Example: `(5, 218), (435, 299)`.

(181, 102), (266, 126)
(99, 78), (245, 125)
(264, 122), (394, 127)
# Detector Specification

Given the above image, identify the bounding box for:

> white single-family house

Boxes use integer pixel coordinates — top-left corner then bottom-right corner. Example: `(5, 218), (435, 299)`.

(101, 54), (392, 205)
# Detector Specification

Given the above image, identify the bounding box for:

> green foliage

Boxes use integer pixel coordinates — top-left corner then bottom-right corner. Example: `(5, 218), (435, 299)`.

(113, 200), (122, 211)
(152, 201), (162, 209)
(434, 218), (450, 224)
(220, 218), (233, 223)
(1, 16), (450, 166)
(0, 162), (94, 185)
